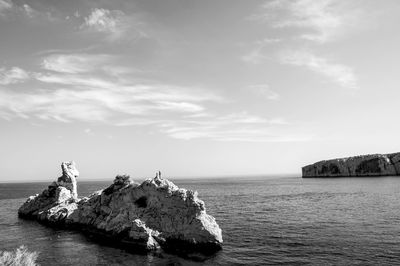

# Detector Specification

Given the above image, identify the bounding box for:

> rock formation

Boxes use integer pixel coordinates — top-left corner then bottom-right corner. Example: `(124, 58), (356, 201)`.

(18, 162), (222, 255)
(302, 152), (400, 177)
(18, 162), (79, 220)
(57, 161), (79, 199)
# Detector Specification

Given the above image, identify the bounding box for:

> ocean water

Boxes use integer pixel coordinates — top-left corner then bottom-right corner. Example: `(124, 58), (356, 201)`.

(1, 176), (400, 265)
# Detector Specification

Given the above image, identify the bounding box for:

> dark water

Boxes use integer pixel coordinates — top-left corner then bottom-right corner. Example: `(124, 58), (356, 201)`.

(1, 177), (400, 265)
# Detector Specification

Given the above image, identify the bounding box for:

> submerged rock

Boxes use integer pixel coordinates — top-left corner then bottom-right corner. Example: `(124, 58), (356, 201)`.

(18, 162), (222, 255)
(302, 152), (400, 177)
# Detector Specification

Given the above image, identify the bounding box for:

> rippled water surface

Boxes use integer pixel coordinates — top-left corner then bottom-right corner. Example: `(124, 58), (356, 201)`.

(1, 176), (400, 265)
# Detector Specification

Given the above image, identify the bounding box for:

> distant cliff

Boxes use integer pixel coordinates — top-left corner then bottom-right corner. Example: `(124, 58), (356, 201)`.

(302, 153), (400, 177)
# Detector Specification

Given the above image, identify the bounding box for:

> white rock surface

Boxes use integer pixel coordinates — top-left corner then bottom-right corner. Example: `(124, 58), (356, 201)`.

(302, 153), (400, 177)
(57, 161), (79, 199)
(18, 161), (79, 219)
(18, 162), (223, 254)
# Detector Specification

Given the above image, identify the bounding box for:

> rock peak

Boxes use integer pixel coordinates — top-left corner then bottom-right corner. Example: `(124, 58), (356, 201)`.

(57, 161), (78, 199)
(61, 161), (79, 178)
(113, 174), (132, 186)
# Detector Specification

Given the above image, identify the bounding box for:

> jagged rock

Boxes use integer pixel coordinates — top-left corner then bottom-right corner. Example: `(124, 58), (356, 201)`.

(57, 161), (79, 199)
(113, 174), (132, 187)
(302, 152), (400, 177)
(18, 162), (223, 255)
(18, 162), (79, 220)
(128, 219), (160, 250)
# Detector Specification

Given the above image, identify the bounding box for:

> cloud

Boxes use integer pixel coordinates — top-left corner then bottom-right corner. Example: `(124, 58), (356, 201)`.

(242, 49), (268, 65)
(81, 8), (145, 41)
(35, 72), (219, 104)
(279, 50), (357, 89)
(252, 0), (359, 43)
(83, 8), (121, 33)
(155, 101), (204, 113)
(41, 54), (112, 74)
(270, 0), (341, 43)
(241, 38), (281, 64)
(0, 84), (300, 142)
(245, 1), (359, 90)
(0, 51), (304, 143)
(0, 67), (30, 85)
(84, 128), (94, 136)
(37, 53), (223, 102)
(0, 86), (209, 124)
(160, 119), (308, 142)
(22, 4), (35, 18)
(0, 0), (12, 15)
(35, 73), (114, 89)
(0, 1), (45, 19)
(156, 112), (303, 142)
(0, 53), (218, 124)
(164, 128), (311, 142)
(248, 84), (280, 100)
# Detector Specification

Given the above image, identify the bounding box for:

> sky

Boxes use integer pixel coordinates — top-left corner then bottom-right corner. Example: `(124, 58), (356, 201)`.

(1, 0), (400, 182)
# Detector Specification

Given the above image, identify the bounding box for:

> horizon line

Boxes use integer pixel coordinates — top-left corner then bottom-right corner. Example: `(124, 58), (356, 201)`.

(0, 173), (300, 183)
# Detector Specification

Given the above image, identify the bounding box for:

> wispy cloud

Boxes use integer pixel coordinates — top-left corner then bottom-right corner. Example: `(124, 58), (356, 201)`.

(35, 72), (114, 89)
(241, 38), (281, 64)
(248, 84), (280, 100)
(0, 67), (30, 85)
(41, 54), (112, 74)
(0, 51), (305, 142)
(21, 4), (36, 18)
(252, 0), (358, 43)
(0, 85), (208, 123)
(84, 128), (94, 136)
(279, 50), (358, 89)
(159, 113), (308, 142)
(83, 8), (122, 33)
(242, 49), (268, 65)
(0, 52), (218, 124)
(0, 1), (47, 20)
(0, 83), (301, 142)
(81, 8), (145, 41)
(245, 1), (360, 90)
(0, 0), (12, 15)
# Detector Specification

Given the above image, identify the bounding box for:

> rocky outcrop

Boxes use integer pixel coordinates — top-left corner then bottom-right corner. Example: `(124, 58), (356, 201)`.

(57, 161), (79, 199)
(302, 152), (400, 177)
(18, 162), (222, 255)
(18, 162), (79, 220)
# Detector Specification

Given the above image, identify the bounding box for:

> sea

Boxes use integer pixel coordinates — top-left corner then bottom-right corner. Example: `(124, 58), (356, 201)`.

(1, 176), (400, 265)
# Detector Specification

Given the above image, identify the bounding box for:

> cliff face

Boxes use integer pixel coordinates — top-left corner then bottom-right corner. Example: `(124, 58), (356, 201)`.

(302, 153), (400, 177)
(18, 162), (222, 254)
